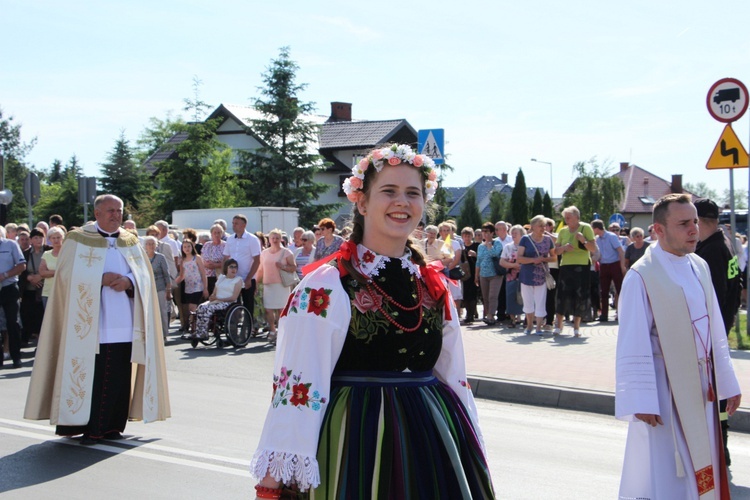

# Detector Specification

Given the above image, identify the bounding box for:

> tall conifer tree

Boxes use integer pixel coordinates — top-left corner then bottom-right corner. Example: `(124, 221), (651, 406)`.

(510, 168), (528, 224)
(237, 47), (335, 227)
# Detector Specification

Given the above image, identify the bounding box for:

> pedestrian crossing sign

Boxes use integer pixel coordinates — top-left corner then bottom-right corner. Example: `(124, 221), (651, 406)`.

(418, 129), (444, 165)
(706, 124), (749, 169)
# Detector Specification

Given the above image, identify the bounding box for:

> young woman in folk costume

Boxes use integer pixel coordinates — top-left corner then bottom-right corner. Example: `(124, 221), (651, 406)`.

(251, 144), (495, 500)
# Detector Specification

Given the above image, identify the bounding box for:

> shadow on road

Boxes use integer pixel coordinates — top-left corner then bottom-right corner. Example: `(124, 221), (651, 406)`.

(175, 340), (275, 360)
(0, 434), (164, 494)
(729, 469), (750, 498)
(0, 437), (140, 493)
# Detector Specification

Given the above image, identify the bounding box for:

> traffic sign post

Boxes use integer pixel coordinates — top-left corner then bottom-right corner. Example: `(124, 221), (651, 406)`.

(706, 124), (749, 169)
(418, 129), (445, 165)
(23, 172), (41, 227)
(706, 77), (750, 339)
(609, 213), (626, 228)
(707, 78), (748, 123)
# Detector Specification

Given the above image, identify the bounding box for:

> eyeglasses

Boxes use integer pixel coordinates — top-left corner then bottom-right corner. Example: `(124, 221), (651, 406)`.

(228, 265), (238, 269)
(301, 238), (308, 241)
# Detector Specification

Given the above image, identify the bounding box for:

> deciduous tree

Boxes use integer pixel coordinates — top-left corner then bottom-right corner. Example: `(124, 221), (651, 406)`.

(562, 158), (624, 223)
(0, 107), (37, 223)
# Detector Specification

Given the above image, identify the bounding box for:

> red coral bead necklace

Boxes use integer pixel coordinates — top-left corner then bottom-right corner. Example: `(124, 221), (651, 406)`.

(364, 276), (424, 332)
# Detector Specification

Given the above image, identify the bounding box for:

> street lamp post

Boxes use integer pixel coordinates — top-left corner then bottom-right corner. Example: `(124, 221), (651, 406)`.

(530, 158), (553, 199)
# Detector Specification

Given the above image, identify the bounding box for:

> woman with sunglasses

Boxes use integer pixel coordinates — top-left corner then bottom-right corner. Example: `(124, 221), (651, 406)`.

(292, 230), (316, 278)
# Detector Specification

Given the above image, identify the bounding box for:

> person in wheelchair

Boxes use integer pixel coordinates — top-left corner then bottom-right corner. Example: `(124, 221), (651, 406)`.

(191, 259), (243, 340)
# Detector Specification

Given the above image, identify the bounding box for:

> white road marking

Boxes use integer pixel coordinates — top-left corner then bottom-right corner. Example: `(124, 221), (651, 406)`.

(0, 419), (251, 477)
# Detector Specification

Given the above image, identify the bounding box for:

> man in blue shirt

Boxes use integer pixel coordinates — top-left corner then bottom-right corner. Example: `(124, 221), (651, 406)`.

(592, 219), (626, 322)
(0, 227), (27, 368)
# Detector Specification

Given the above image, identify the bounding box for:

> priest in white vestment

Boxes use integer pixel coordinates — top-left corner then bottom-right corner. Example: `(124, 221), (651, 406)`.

(24, 195), (170, 444)
(616, 194), (741, 500)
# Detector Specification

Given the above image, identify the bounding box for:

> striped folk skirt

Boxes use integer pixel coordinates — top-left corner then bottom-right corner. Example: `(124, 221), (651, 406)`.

(311, 371), (495, 499)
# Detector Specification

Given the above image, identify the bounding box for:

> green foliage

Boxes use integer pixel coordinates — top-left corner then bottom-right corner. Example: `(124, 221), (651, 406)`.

(531, 189), (543, 217)
(99, 132), (151, 209)
(721, 188), (748, 210)
(684, 181), (718, 201)
(155, 117), (226, 218)
(0, 107), (38, 223)
(126, 193), (163, 229)
(728, 313), (748, 350)
(542, 192), (554, 218)
(46, 159), (63, 184)
(457, 187), (483, 230)
(562, 158), (624, 223)
(237, 47), (336, 227)
(198, 148), (245, 208)
(510, 168), (528, 224)
(134, 113), (185, 165)
(33, 157), (85, 226)
(183, 76), (211, 122)
(427, 162), (454, 225)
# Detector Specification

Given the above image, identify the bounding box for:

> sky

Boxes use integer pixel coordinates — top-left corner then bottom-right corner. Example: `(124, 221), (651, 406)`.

(3, 0), (750, 203)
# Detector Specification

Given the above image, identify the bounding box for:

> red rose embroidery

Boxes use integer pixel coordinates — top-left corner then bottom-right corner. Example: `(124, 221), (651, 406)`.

(362, 250), (375, 263)
(308, 288), (331, 316)
(290, 383), (310, 406)
(352, 288), (383, 314)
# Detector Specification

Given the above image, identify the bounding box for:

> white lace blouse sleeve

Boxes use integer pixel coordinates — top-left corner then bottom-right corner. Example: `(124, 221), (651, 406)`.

(432, 290), (487, 452)
(251, 264), (351, 491)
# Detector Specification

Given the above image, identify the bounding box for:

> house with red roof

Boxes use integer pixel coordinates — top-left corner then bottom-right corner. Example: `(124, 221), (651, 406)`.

(614, 162), (694, 230)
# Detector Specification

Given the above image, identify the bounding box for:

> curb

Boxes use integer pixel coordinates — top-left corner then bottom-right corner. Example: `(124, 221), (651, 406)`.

(468, 375), (750, 433)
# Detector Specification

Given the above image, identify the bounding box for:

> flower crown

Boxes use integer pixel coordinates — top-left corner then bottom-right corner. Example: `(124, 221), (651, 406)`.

(342, 144), (439, 203)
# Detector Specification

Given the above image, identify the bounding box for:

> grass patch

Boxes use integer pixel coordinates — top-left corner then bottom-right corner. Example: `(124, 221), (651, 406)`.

(729, 312), (749, 350)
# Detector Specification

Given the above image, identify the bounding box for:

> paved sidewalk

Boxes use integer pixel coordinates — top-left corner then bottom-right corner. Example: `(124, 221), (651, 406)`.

(463, 316), (750, 432)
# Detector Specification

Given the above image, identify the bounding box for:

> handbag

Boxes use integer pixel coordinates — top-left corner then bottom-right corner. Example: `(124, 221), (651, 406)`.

(280, 269), (300, 288)
(448, 266), (465, 281)
(278, 250), (300, 288)
(531, 236), (556, 290)
(458, 250), (472, 282)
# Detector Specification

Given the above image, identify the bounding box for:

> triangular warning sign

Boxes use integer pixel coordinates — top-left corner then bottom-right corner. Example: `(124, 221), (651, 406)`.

(420, 131), (443, 161)
(707, 124), (749, 169)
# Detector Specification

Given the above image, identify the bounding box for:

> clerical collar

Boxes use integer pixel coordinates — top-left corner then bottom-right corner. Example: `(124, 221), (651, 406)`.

(355, 244), (419, 278)
(95, 223), (120, 238)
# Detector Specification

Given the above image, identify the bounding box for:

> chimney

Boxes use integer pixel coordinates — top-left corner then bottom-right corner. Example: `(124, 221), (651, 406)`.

(620, 162), (629, 172)
(329, 102), (352, 122)
(501, 173), (508, 184)
(671, 174), (683, 193)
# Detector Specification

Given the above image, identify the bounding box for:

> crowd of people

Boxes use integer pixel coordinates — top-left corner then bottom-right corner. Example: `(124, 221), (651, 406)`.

(4, 200), (748, 362)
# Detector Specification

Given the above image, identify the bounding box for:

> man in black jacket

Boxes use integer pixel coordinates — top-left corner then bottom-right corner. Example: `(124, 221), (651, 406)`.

(695, 198), (742, 467)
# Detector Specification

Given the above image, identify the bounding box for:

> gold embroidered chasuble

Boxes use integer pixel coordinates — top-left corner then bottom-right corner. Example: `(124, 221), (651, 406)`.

(633, 248), (728, 499)
(24, 223), (170, 426)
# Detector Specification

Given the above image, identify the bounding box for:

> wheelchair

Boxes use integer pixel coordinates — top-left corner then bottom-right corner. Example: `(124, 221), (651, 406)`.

(188, 302), (253, 349)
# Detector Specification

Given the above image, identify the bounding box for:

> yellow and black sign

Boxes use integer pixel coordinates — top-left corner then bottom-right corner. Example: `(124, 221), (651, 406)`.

(706, 124), (749, 169)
